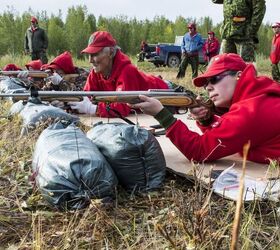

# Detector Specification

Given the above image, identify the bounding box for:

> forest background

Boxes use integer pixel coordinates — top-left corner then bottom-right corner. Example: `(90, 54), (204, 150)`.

(0, 5), (274, 60)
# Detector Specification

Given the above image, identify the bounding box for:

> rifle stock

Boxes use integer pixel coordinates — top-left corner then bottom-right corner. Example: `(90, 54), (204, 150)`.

(0, 90), (214, 109)
(95, 95), (206, 107)
(0, 71), (79, 79)
(0, 71), (48, 78)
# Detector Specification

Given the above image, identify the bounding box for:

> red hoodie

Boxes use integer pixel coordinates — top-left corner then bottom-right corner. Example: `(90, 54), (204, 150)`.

(84, 50), (168, 117)
(270, 33), (280, 64)
(165, 65), (280, 164)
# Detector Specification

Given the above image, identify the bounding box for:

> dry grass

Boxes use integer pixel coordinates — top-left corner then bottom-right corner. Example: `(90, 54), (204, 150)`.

(0, 60), (280, 249)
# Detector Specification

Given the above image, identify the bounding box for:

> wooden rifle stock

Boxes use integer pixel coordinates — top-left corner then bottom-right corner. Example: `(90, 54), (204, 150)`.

(0, 71), (48, 78)
(0, 71), (79, 79)
(94, 95), (213, 108)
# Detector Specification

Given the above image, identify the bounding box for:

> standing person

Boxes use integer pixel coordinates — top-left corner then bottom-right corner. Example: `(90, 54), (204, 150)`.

(130, 53), (280, 164)
(270, 22), (280, 82)
(176, 23), (204, 79)
(138, 41), (150, 62)
(24, 16), (48, 64)
(202, 31), (220, 64)
(68, 31), (169, 118)
(212, 0), (266, 62)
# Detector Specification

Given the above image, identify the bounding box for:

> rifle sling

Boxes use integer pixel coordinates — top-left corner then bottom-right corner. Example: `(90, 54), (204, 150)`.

(106, 105), (136, 125)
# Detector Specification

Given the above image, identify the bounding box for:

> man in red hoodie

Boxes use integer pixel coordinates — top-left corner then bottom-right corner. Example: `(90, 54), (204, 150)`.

(270, 22), (280, 82)
(44, 51), (88, 91)
(68, 31), (169, 118)
(131, 53), (280, 164)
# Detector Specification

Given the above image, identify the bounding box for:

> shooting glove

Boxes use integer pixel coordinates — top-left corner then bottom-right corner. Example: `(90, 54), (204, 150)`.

(47, 73), (63, 85)
(17, 70), (29, 79)
(68, 97), (97, 115)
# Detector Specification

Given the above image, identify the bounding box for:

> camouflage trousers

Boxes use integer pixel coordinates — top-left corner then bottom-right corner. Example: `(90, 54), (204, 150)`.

(220, 39), (256, 62)
(176, 54), (199, 79)
(271, 63), (280, 83)
(31, 51), (48, 64)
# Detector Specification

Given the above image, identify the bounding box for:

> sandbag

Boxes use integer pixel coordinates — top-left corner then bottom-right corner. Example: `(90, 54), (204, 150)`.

(32, 122), (118, 210)
(0, 77), (26, 93)
(9, 100), (26, 115)
(19, 101), (79, 135)
(87, 122), (166, 192)
(9, 97), (46, 116)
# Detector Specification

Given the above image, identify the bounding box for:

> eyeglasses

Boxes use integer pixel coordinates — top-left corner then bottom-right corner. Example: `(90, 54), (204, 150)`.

(204, 71), (236, 88)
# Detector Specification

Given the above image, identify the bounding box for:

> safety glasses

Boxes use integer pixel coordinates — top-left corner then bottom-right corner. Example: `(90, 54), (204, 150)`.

(204, 71), (237, 88)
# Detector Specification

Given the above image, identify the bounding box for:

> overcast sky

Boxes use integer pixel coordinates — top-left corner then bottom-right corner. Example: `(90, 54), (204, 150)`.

(0, 0), (278, 25)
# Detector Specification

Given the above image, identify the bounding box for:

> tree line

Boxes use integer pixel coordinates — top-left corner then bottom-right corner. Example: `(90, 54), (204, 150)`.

(0, 5), (274, 59)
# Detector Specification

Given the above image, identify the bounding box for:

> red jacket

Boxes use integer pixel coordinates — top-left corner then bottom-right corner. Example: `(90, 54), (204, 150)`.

(202, 37), (220, 62)
(84, 50), (168, 117)
(270, 33), (280, 64)
(166, 65), (280, 164)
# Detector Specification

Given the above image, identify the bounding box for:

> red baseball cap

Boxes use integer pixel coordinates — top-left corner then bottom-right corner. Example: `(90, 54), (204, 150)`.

(193, 53), (247, 87)
(208, 31), (215, 35)
(25, 60), (42, 70)
(81, 31), (117, 54)
(272, 22), (280, 28)
(47, 51), (75, 74)
(188, 23), (196, 29)
(3, 64), (22, 71)
(31, 16), (38, 23)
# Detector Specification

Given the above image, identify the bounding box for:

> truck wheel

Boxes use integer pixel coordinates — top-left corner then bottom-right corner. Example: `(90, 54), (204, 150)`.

(167, 54), (180, 68)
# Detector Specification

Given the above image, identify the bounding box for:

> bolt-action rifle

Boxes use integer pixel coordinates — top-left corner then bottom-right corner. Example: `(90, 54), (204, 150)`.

(0, 89), (214, 109)
(0, 71), (79, 80)
(0, 71), (49, 78)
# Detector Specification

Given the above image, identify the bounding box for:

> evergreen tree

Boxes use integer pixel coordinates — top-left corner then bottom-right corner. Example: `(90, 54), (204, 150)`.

(65, 5), (91, 58)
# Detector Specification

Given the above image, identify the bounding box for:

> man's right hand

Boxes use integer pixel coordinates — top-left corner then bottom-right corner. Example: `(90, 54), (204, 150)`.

(68, 97), (97, 115)
(189, 96), (214, 125)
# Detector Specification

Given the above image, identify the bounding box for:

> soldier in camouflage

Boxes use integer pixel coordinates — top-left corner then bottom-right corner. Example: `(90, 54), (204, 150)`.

(212, 0), (266, 62)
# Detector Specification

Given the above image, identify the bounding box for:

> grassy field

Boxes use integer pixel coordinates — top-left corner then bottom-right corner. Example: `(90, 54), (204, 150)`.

(0, 55), (279, 249)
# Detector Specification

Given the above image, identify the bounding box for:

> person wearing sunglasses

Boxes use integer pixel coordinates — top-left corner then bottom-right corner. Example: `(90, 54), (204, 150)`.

(130, 53), (280, 164)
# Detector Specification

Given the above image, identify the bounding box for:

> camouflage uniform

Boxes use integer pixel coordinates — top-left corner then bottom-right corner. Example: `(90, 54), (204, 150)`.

(213, 0), (266, 62)
(271, 64), (280, 82)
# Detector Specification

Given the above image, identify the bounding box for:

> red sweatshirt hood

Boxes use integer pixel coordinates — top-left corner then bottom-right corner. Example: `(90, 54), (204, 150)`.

(108, 50), (131, 80)
(232, 64), (280, 104)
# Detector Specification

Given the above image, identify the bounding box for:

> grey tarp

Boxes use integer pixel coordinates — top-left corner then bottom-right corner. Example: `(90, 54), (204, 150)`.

(87, 122), (166, 192)
(32, 122), (118, 210)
